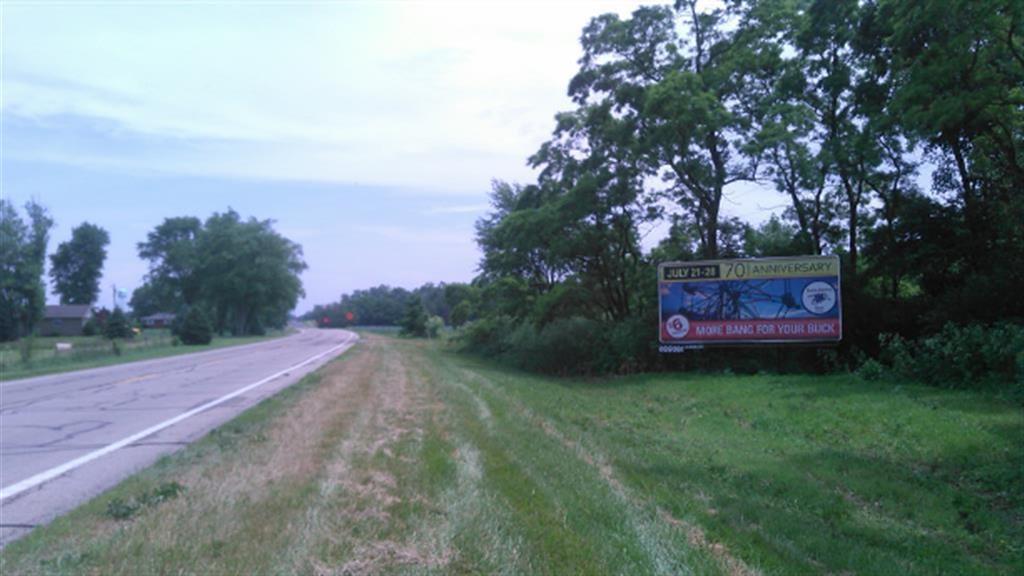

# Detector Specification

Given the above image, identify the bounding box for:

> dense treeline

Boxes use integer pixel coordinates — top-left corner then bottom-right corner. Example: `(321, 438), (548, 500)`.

(302, 283), (453, 328)
(458, 0), (1022, 385)
(131, 209), (306, 336)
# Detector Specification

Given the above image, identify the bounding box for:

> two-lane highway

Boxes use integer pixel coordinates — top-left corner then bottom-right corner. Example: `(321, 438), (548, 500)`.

(0, 328), (357, 545)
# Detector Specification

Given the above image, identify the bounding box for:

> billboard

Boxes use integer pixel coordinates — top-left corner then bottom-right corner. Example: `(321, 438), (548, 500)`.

(658, 255), (841, 348)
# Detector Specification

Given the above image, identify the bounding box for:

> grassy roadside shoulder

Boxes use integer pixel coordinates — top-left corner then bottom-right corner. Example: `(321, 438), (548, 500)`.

(2, 333), (1020, 575)
(0, 329), (293, 382)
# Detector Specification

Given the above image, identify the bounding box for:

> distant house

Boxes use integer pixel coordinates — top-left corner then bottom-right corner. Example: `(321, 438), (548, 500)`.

(140, 312), (176, 329)
(40, 305), (93, 337)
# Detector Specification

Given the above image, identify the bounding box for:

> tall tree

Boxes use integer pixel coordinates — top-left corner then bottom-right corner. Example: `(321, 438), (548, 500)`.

(569, 2), (761, 258)
(195, 210), (306, 335)
(49, 222), (110, 305)
(529, 102), (653, 321)
(0, 200), (54, 340)
(137, 216), (203, 307)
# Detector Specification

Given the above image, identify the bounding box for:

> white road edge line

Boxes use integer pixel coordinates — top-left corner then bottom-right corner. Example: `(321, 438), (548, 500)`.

(0, 334), (356, 502)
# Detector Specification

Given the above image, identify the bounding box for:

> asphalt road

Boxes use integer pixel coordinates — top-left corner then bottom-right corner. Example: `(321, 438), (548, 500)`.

(0, 328), (357, 546)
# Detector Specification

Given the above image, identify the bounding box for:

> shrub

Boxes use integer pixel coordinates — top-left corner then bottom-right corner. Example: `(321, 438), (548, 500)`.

(856, 358), (886, 381)
(400, 299), (428, 337)
(450, 301), (474, 328)
(179, 308), (213, 345)
(502, 317), (608, 375)
(18, 335), (34, 364)
(425, 315), (445, 339)
(103, 308), (133, 340)
(457, 315), (518, 358)
(81, 318), (100, 336)
(601, 316), (658, 374)
(881, 322), (1024, 389)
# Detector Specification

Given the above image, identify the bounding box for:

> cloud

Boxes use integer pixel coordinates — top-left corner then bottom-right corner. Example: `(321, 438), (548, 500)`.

(3, 1), (647, 192)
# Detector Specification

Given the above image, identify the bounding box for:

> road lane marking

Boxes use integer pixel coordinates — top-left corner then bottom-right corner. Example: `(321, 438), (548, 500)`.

(0, 334), (356, 502)
(111, 373), (158, 386)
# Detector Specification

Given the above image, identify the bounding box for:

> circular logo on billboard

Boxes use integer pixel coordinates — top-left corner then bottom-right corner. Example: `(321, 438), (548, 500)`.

(666, 314), (690, 339)
(801, 281), (837, 315)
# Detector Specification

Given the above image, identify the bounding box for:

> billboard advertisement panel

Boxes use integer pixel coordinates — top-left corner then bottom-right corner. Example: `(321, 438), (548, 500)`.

(658, 256), (842, 347)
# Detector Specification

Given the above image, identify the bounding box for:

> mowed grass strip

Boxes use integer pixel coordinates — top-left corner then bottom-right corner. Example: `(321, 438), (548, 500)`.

(434, 346), (1023, 576)
(0, 334), (722, 575)
(3, 333), (1020, 575)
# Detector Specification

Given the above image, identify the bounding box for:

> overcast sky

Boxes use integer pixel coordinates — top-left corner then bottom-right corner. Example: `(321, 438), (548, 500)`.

(2, 0), (780, 312)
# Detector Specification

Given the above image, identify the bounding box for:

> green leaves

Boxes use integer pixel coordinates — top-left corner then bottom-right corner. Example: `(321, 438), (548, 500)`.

(0, 200), (54, 341)
(137, 210), (306, 336)
(49, 222), (110, 305)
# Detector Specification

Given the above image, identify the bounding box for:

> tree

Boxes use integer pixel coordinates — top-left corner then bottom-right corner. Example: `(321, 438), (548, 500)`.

(178, 307), (213, 345)
(400, 297), (428, 337)
(527, 102), (654, 322)
(425, 315), (445, 339)
(0, 200), (54, 341)
(137, 216), (202, 308)
(744, 215), (800, 257)
(138, 210), (307, 336)
(129, 280), (180, 318)
(49, 222), (110, 305)
(569, 2), (764, 258)
(196, 210), (306, 335)
(476, 181), (568, 291)
(104, 307), (133, 340)
(449, 300), (475, 328)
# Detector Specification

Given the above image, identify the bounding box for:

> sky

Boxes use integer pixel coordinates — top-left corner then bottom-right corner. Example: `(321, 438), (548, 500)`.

(2, 0), (782, 313)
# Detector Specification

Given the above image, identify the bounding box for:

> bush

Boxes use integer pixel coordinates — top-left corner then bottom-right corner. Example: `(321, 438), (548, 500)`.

(450, 301), (474, 328)
(507, 317), (607, 375)
(179, 308), (213, 345)
(457, 315), (518, 358)
(856, 358), (886, 381)
(82, 318), (100, 336)
(881, 322), (1024, 389)
(425, 315), (445, 339)
(400, 299), (428, 337)
(103, 308), (133, 340)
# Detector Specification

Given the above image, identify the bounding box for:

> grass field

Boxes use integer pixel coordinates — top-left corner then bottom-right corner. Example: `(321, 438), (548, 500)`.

(0, 329), (291, 381)
(2, 333), (1020, 575)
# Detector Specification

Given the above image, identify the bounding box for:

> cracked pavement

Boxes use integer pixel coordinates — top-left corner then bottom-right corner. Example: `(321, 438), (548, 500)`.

(0, 328), (356, 546)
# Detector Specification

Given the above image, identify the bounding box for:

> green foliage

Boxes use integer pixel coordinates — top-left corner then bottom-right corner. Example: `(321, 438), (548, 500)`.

(137, 216), (202, 307)
(0, 200), (54, 341)
(457, 316), (518, 358)
(103, 308), (133, 340)
(743, 215), (802, 257)
(178, 307), (213, 346)
(449, 300), (475, 328)
(305, 284), (412, 327)
(129, 281), (180, 319)
(881, 323), (1024, 390)
(453, 0), (1022, 384)
(856, 358), (886, 382)
(507, 318), (608, 375)
(425, 315), (444, 339)
(49, 222), (110, 305)
(105, 482), (185, 521)
(81, 317), (100, 337)
(400, 298), (428, 338)
(137, 211), (305, 336)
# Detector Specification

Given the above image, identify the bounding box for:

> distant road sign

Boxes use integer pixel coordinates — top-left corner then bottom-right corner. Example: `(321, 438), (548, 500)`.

(658, 255), (842, 346)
